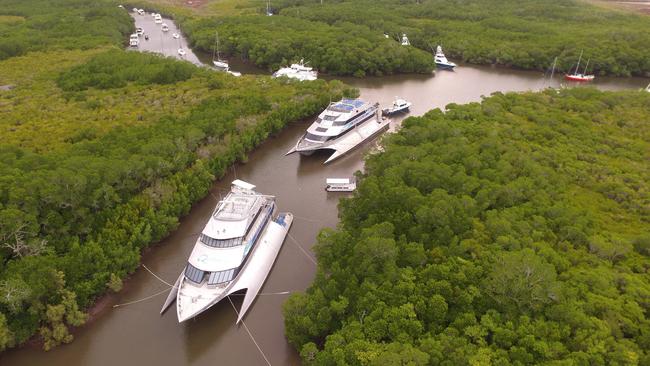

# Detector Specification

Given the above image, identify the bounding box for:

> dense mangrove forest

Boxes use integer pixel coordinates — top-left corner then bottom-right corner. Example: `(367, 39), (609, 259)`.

(143, 0), (650, 76)
(283, 89), (650, 365)
(0, 0), (352, 351)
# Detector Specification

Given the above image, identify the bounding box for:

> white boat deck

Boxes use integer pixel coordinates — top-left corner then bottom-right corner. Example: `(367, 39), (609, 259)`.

(320, 116), (390, 164)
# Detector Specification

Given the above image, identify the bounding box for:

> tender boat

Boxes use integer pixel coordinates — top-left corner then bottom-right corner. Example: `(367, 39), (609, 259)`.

(178, 48), (186, 57)
(272, 59), (317, 81)
(434, 45), (456, 70)
(288, 98), (379, 155)
(129, 34), (139, 47)
(565, 50), (594, 82)
(137, 8), (145, 15)
(154, 14), (163, 24)
(161, 180), (293, 322)
(172, 33), (180, 39)
(161, 23), (170, 32)
(326, 178), (356, 192)
(401, 33), (410, 46)
(136, 27), (144, 36)
(382, 98), (412, 115)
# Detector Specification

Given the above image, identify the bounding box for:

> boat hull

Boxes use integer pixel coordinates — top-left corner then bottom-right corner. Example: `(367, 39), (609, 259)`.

(169, 212), (293, 323)
(435, 62), (456, 70)
(564, 74), (594, 82)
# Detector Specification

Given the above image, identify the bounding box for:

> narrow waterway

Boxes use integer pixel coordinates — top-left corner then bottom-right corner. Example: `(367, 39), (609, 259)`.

(2, 11), (649, 366)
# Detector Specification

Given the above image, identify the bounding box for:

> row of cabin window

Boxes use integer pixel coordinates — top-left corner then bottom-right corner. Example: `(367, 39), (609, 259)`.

(199, 234), (243, 248)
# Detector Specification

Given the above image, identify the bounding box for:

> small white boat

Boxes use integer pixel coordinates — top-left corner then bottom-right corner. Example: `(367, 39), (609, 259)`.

(227, 71), (242, 77)
(382, 97), (411, 115)
(161, 23), (169, 32)
(132, 7), (138, 12)
(565, 50), (595, 82)
(384, 33), (390, 39)
(129, 34), (139, 47)
(178, 48), (186, 57)
(401, 33), (410, 46)
(273, 59), (317, 81)
(266, 0), (273, 16)
(645, 83), (650, 92)
(137, 8), (145, 15)
(172, 33), (180, 39)
(434, 45), (457, 70)
(135, 27), (144, 36)
(154, 14), (162, 24)
(326, 178), (356, 192)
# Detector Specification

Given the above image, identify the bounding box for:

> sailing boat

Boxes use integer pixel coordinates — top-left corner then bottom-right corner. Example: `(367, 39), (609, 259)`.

(266, 0), (273, 16)
(565, 50), (595, 82)
(212, 31), (229, 71)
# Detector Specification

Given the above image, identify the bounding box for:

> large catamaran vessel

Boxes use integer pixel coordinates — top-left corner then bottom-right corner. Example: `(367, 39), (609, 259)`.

(287, 98), (379, 157)
(161, 180), (293, 322)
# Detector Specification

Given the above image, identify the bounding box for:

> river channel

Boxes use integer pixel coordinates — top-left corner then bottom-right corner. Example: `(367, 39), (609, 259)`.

(2, 11), (648, 366)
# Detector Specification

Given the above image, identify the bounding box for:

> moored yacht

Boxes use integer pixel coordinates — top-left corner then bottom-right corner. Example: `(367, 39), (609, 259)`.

(273, 59), (317, 81)
(288, 98), (379, 155)
(434, 45), (456, 69)
(401, 33), (410, 46)
(565, 50), (594, 82)
(161, 180), (293, 322)
(382, 97), (411, 115)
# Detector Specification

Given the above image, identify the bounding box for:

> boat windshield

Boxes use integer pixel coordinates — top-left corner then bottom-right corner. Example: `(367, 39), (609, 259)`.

(304, 133), (330, 142)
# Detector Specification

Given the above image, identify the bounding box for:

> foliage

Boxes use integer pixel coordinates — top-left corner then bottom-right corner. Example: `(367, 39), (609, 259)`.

(0, 0), (132, 60)
(284, 88), (650, 365)
(0, 45), (353, 350)
(181, 0), (649, 76)
(182, 14), (436, 77)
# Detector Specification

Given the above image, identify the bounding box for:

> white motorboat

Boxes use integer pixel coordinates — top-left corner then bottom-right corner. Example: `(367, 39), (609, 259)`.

(172, 33), (180, 39)
(434, 45), (456, 69)
(129, 33), (139, 47)
(227, 70), (242, 77)
(161, 23), (170, 32)
(161, 180), (293, 322)
(326, 178), (356, 192)
(382, 97), (412, 115)
(401, 33), (410, 46)
(178, 48), (186, 57)
(154, 14), (162, 24)
(272, 59), (317, 81)
(136, 27), (144, 36)
(137, 8), (145, 15)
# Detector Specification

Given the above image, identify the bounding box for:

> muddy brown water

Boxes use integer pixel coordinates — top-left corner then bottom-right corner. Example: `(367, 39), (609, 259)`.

(2, 12), (648, 366)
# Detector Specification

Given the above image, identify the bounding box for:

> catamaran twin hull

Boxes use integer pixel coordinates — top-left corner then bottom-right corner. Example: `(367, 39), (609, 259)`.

(160, 181), (293, 323)
(286, 116), (390, 164)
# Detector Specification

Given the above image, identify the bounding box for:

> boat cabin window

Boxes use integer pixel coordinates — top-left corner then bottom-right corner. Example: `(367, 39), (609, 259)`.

(304, 133), (330, 142)
(184, 263), (205, 284)
(208, 268), (237, 285)
(199, 234), (243, 248)
(322, 115), (338, 121)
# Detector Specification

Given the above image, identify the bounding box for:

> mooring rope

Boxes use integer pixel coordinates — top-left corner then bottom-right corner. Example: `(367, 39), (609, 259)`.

(227, 296), (272, 366)
(291, 214), (324, 224)
(142, 264), (177, 288)
(287, 232), (317, 266)
(112, 287), (171, 308)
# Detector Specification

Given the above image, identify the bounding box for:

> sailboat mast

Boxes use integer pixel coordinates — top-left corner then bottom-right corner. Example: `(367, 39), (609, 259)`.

(574, 50), (583, 75)
(583, 58), (590, 75)
(212, 31), (217, 62)
(550, 56), (557, 85)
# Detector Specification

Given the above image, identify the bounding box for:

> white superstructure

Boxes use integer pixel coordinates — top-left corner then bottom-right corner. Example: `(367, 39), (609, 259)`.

(434, 45), (457, 69)
(272, 59), (317, 81)
(382, 97), (411, 115)
(326, 178), (356, 192)
(401, 33), (410, 46)
(161, 180), (293, 322)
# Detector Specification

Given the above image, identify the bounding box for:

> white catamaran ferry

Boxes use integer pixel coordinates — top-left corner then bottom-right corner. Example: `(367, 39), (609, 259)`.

(288, 98), (379, 156)
(161, 180), (293, 322)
